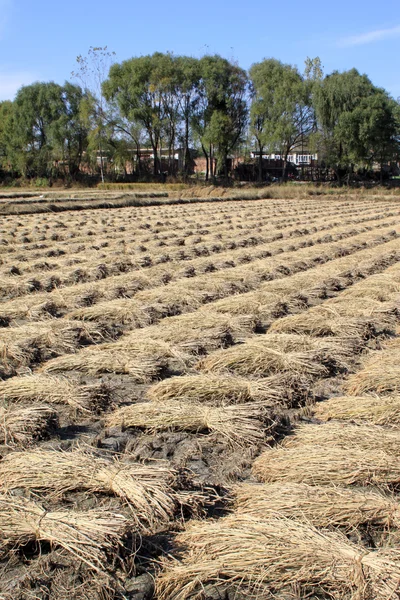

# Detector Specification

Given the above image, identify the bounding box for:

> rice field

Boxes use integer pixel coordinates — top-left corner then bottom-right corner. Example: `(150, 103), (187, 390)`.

(1, 190), (400, 599)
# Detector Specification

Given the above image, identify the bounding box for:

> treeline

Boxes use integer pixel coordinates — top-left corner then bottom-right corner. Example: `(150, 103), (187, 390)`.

(0, 50), (399, 183)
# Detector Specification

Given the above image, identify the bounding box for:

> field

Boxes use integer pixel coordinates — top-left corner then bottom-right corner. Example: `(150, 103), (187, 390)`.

(1, 189), (400, 599)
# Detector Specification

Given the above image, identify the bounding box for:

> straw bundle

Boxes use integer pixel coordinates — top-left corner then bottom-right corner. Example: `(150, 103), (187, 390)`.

(235, 482), (400, 529)
(156, 514), (400, 600)
(197, 334), (351, 377)
(69, 299), (153, 327)
(146, 373), (281, 406)
(143, 311), (257, 352)
(0, 320), (109, 376)
(0, 495), (128, 572)
(0, 374), (110, 412)
(0, 449), (175, 528)
(281, 421), (400, 456)
(0, 405), (58, 445)
(41, 338), (185, 378)
(105, 401), (268, 445)
(269, 311), (378, 339)
(345, 345), (400, 396)
(253, 445), (400, 487)
(314, 394), (400, 425)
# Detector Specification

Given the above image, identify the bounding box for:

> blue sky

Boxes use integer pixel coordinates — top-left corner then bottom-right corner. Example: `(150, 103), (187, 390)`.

(1, 0), (399, 101)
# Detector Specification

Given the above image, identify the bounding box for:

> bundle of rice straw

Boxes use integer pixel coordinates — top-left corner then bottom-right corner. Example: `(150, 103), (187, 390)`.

(314, 394), (400, 425)
(156, 514), (400, 600)
(139, 311), (257, 353)
(235, 482), (400, 530)
(105, 401), (268, 445)
(68, 298), (153, 326)
(0, 495), (128, 572)
(0, 449), (175, 528)
(41, 338), (185, 379)
(252, 445), (400, 487)
(0, 405), (58, 446)
(0, 374), (110, 412)
(268, 311), (379, 339)
(146, 374), (281, 406)
(345, 344), (400, 395)
(197, 334), (351, 377)
(280, 422), (400, 456)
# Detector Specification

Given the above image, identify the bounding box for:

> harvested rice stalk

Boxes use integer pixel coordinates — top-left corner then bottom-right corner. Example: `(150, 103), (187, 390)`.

(0, 374), (111, 412)
(0, 449), (175, 528)
(314, 394), (400, 425)
(105, 401), (268, 445)
(197, 334), (351, 378)
(0, 495), (128, 572)
(235, 482), (400, 530)
(156, 514), (400, 600)
(253, 445), (400, 487)
(146, 374), (281, 406)
(281, 421), (400, 456)
(0, 405), (58, 446)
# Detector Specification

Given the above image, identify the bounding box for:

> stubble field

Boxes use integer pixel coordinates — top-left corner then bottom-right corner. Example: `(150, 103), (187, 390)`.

(1, 191), (400, 599)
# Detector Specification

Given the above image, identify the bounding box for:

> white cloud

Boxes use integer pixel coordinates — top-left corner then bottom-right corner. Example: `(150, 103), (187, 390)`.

(338, 25), (400, 47)
(0, 72), (39, 101)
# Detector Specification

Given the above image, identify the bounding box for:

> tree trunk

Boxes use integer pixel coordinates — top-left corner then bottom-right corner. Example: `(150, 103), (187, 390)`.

(258, 143), (263, 183)
(202, 144), (209, 181)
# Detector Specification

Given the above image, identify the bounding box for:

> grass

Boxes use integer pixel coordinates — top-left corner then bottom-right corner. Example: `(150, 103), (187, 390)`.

(0, 405), (58, 446)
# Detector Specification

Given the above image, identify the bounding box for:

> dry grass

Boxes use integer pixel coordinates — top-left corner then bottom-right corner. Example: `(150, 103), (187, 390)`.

(105, 401), (269, 445)
(281, 421), (400, 456)
(156, 514), (400, 600)
(235, 482), (400, 530)
(146, 373), (281, 406)
(314, 394), (400, 425)
(197, 333), (352, 377)
(0, 374), (111, 412)
(0, 449), (175, 528)
(253, 445), (400, 487)
(0, 494), (128, 572)
(0, 405), (58, 446)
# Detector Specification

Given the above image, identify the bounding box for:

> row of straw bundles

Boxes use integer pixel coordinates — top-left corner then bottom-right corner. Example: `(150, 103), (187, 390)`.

(0, 405), (58, 445)
(155, 514), (400, 600)
(105, 401), (271, 446)
(0, 494), (128, 572)
(0, 374), (111, 412)
(0, 449), (175, 529)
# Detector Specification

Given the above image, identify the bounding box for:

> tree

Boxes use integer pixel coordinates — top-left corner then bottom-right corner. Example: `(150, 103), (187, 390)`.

(312, 69), (395, 182)
(249, 58), (316, 181)
(0, 101), (14, 174)
(11, 82), (66, 177)
(194, 55), (248, 180)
